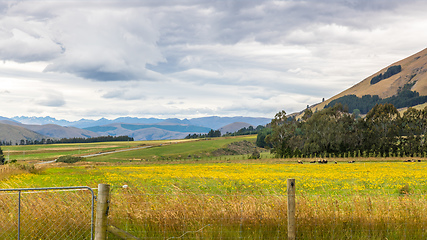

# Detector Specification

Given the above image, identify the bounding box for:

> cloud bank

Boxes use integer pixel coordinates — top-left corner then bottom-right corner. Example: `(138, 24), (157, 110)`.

(1, 0), (427, 120)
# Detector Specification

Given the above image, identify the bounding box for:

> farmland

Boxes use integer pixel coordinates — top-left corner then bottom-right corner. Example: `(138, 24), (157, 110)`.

(1, 136), (427, 239)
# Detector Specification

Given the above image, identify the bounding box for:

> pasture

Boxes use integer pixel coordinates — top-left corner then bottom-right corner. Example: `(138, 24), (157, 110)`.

(0, 138), (194, 162)
(1, 136), (427, 239)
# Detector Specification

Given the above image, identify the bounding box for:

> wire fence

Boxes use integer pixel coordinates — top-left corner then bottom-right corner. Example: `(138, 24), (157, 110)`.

(0, 181), (426, 239)
(0, 187), (95, 240)
(106, 186), (427, 239)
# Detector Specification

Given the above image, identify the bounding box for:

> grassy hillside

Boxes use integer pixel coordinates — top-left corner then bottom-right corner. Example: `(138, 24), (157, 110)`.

(312, 48), (427, 113)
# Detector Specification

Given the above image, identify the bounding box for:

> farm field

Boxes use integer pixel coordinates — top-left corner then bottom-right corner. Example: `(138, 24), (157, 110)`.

(0, 139), (194, 162)
(1, 136), (427, 239)
(86, 135), (259, 162)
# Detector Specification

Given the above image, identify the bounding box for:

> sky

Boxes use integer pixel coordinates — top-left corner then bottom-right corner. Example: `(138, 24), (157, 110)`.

(1, 0), (427, 121)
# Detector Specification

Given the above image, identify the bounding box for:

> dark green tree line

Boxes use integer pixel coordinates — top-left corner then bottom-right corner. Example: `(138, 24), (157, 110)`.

(259, 103), (427, 158)
(0, 147), (5, 165)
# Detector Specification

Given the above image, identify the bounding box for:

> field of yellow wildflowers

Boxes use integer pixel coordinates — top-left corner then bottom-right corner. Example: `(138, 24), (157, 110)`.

(1, 160), (427, 239)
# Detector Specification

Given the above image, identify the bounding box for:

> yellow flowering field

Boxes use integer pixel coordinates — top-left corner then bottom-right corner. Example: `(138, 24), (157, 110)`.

(2, 161), (427, 239)
(3, 161), (427, 196)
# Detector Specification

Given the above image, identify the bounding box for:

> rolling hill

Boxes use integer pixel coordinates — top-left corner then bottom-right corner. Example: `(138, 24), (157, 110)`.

(0, 120), (99, 140)
(0, 116), (271, 142)
(218, 122), (253, 135)
(84, 123), (212, 141)
(311, 47), (427, 113)
(0, 122), (46, 144)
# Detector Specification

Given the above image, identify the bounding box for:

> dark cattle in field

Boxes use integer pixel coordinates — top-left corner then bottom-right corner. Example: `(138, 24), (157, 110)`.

(348, 160), (355, 163)
(404, 159), (421, 162)
(317, 159), (328, 164)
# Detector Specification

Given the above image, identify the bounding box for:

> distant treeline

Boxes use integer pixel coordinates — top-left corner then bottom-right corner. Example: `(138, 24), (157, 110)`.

(222, 125), (266, 137)
(185, 129), (221, 139)
(185, 125), (266, 139)
(259, 103), (427, 158)
(0, 135), (134, 146)
(325, 83), (427, 114)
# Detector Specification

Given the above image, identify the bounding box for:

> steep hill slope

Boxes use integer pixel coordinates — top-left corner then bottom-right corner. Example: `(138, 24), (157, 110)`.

(313, 48), (427, 112)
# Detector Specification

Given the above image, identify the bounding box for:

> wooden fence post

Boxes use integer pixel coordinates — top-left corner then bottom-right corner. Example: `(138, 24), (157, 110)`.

(287, 179), (296, 240)
(95, 184), (110, 240)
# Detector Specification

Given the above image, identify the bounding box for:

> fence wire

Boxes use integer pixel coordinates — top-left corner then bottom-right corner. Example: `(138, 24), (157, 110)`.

(0, 187), (94, 240)
(106, 187), (427, 240)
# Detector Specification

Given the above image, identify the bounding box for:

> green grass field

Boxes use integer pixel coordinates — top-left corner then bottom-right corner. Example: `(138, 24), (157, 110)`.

(1, 135), (258, 163)
(0, 139), (197, 162)
(86, 135), (258, 162)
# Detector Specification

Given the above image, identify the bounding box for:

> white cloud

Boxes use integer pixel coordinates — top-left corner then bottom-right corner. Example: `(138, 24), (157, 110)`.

(36, 90), (66, 107)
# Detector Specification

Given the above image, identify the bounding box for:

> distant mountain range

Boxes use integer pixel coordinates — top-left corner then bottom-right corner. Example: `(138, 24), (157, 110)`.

(0, 116), (271, 142)
(11, 116), (270, 130)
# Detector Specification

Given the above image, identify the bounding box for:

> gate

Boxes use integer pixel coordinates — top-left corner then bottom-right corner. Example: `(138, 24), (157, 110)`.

(0, 186), (95, 240)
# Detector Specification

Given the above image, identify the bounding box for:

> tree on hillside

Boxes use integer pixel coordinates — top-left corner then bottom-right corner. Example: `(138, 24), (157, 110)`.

(0, 147), (5, 165)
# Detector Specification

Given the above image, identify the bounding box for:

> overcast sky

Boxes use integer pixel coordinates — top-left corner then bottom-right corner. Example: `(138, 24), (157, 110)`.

(1, 0), (427, 121)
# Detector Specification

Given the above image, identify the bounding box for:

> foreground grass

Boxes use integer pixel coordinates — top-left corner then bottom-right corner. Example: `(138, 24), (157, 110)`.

(1, 160), (427, 239)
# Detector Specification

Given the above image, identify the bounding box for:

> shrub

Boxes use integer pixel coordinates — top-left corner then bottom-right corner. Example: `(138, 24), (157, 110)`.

(249, 149), (261, 159)
(7, 159), (17, 164)
(57, 155), (83, 164)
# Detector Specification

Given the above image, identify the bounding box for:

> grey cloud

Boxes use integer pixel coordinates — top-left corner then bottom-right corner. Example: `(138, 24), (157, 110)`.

(102, 89), (145, 100)
(36, 92), (66, 107)
(0, 20), (64, 63)
(152, 0), (407, 47)
(42, 7), (165, 81)
(1, 2), (165, 81)
(1, 0), (417, 82)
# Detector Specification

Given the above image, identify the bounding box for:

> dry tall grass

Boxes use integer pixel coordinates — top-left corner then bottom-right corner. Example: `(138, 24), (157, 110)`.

(0, 168), (93, 240)
(107, 188), (427, 239)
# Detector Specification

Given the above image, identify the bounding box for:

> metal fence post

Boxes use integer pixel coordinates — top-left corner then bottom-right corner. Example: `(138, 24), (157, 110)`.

(287, 179), (296, 240)
(95, 184), (110, 240)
